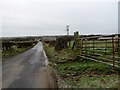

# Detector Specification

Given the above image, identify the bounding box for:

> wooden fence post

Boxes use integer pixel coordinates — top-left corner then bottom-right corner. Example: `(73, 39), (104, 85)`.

(93, 40), (95, 54)
(81, 39), (83, 55)
(105, 40), (107, 55)
(85, 39), (87, 55)
(112, 36), (115, 67)
(74, 31), (82, 57)
(118, 35), (120, 57)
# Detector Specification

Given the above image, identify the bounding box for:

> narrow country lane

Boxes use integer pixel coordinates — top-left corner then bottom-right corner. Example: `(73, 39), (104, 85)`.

(2, 42), (57, 88)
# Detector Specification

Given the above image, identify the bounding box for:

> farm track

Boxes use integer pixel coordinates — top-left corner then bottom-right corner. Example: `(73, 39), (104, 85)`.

(2, 42), (57, 88)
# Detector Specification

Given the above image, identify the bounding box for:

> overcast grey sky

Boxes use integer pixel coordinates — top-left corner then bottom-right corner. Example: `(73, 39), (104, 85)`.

(1, 0), (119, 37)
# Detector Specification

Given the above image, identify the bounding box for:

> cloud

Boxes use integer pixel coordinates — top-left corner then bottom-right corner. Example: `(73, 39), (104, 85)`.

(1, 0), (118, 37)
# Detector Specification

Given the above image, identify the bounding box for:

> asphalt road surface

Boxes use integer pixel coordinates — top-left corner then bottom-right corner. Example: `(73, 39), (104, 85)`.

(2, 42), (57, 88)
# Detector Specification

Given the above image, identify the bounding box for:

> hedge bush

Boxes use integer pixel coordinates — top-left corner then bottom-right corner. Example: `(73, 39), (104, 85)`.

(2, 41), (38, 50)
(55, 36), (71, 51)
(2, 42), (15, 50)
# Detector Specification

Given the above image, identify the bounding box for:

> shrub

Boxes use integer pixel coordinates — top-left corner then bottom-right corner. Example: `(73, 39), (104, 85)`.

(49, 40), (56, 46)
(44, 40), (56, 46)
(16, 42), (33, 48)
(55, 36), (71, 51)
(2, 42), (15, 50)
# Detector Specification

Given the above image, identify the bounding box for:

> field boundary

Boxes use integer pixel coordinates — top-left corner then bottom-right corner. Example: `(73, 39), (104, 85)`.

(80, 35), (120, 67)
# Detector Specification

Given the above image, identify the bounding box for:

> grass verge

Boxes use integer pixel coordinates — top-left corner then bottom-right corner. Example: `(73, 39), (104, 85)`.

(44, 43), (119, 88)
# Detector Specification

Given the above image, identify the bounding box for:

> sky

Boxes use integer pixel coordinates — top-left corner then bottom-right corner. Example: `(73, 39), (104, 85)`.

(0, 0), (119, 37)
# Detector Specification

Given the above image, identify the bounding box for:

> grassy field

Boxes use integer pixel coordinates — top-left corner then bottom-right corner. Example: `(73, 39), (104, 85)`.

(44, 43), (119, 88)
